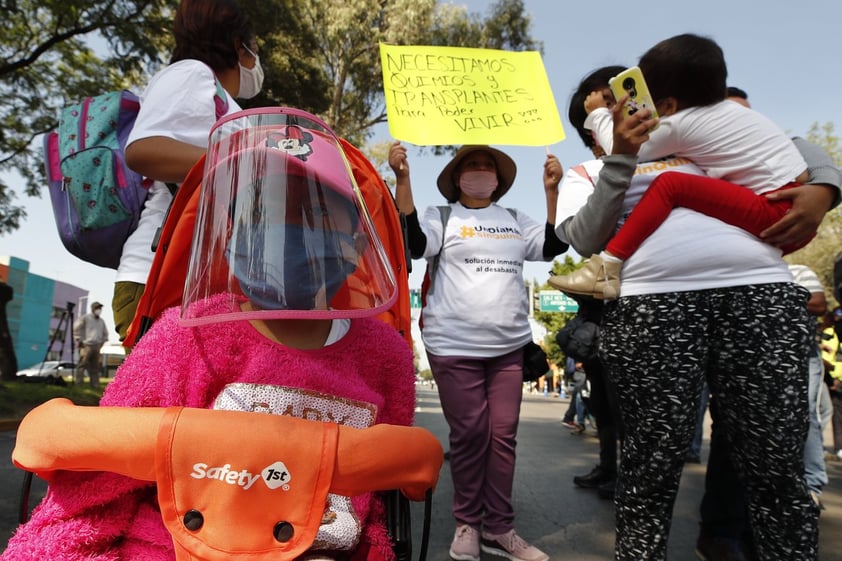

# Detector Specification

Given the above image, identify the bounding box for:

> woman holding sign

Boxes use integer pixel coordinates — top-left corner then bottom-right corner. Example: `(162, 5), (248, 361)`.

(389, 142), (566, 561)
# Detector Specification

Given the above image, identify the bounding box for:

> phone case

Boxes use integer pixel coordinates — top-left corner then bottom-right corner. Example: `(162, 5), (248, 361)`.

(609, 66), (659, 130)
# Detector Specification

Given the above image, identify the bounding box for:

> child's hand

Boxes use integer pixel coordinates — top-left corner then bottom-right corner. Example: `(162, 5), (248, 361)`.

(584, 88), (614, 114)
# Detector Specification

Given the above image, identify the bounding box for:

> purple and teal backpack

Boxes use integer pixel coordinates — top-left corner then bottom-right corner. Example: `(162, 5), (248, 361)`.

(43, 82), (228, 269)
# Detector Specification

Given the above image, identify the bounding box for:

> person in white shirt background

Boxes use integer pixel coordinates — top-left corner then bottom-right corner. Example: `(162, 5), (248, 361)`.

(116, 0), (262, 343)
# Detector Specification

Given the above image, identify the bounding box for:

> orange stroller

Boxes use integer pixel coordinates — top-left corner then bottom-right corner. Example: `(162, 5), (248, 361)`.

(9, 107), (439, 561)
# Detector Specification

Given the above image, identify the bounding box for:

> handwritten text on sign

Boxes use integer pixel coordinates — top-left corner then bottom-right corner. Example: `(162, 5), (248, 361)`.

(380, 44), (565, 146)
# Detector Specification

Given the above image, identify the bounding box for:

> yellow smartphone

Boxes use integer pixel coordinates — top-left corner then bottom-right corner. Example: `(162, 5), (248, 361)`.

(609, 66), (659, 130)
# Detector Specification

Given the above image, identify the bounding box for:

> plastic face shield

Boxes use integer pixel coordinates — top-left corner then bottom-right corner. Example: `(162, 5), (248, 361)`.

(180, 107), (397, 326)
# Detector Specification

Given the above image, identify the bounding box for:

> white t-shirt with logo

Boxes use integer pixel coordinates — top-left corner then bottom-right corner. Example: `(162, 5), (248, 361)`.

(419, 202), (547, 357)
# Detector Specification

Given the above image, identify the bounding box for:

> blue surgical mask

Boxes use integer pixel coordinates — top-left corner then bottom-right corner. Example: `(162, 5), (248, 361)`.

(226, 223), (357, 311)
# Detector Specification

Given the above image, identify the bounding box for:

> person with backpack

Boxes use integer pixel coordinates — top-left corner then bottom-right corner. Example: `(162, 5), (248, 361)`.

(388, 142), (567, 561)
(114, 0), (259, 342)
(2, 108), (419, 561)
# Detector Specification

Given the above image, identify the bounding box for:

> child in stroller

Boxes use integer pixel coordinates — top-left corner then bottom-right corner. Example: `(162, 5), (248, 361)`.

(2, 108), (442, 561)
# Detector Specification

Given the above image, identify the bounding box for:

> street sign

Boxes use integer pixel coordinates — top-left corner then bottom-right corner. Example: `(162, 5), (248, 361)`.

(539, 290), (578, 313)
(410, 289), (422, 309)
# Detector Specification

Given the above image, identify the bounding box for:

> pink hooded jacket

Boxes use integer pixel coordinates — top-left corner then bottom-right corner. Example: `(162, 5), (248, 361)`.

(1, 295), (416, 561)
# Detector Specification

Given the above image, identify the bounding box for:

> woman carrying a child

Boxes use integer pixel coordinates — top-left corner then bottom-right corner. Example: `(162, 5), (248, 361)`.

(553, 44), (839, 561)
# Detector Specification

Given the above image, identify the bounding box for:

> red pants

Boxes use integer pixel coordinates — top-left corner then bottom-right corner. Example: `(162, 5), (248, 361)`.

(607, 172), (806, 259)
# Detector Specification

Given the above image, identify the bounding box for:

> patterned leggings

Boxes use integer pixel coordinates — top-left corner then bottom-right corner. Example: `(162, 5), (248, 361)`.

(600, 283), (819, 561)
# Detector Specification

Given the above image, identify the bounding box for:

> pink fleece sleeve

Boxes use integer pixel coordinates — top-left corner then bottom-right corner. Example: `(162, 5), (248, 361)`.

(356, 319), (416, 427)
(1, 308), (188, 561)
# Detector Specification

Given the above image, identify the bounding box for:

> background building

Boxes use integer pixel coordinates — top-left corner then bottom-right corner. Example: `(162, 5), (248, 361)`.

(0, 256), (88, 369)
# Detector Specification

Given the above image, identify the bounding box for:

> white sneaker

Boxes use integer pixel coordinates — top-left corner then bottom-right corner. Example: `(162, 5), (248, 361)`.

(450, 524), (480, 561)
(481, 529), (549, 561)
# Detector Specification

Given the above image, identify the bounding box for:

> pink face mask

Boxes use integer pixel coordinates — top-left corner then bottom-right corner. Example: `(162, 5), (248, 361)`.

(459, 170), (498, 199)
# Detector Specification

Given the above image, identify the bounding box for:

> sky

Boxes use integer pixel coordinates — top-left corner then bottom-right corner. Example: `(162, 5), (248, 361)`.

(2, 0), (841, 342)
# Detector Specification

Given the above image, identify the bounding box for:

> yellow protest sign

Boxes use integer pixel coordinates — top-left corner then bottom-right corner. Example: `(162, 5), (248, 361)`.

(379, 43), (564, 146)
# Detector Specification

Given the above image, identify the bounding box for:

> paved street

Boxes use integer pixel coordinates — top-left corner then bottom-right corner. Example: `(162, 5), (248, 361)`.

(2, 386), (842, 559)
(407, 386), (842, 561)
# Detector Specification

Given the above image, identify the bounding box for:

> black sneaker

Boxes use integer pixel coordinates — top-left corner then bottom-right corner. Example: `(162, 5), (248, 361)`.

(573, 465), (615, 489)
(695, 535), (750, 561)
(685, 453), (702, 464)
(596, 479), (616, 500)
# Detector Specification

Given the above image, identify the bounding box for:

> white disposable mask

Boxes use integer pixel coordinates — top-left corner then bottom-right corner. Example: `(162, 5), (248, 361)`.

(459, 170), (498, 199)
(238, 44), (264, 99)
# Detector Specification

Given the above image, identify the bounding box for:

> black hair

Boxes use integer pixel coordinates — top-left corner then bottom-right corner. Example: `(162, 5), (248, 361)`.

(726, 86), (748, 101)
(639, 33), (727, 108)
(568, 65), (626, 149)
(172, 0), (254, 73)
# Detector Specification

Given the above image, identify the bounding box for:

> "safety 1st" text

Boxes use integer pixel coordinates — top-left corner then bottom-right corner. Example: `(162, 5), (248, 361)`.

(191, 462), (291, 491)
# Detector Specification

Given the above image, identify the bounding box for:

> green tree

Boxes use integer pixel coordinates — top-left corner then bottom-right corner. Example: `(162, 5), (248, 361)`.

(244, 0), (541, 147)
(785, 122), (842, 303)
(2, 0), (538, 233)
(1, 0), (177, 234)
(531, 255), (584, 367)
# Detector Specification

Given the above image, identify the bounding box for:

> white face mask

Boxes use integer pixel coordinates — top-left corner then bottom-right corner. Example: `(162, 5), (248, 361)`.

(238, 44), (264, 99)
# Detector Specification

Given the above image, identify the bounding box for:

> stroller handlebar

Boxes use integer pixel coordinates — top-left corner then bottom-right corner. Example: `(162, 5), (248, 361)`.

(14, 398), (443, 498)
(13, 398), (444, 561)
